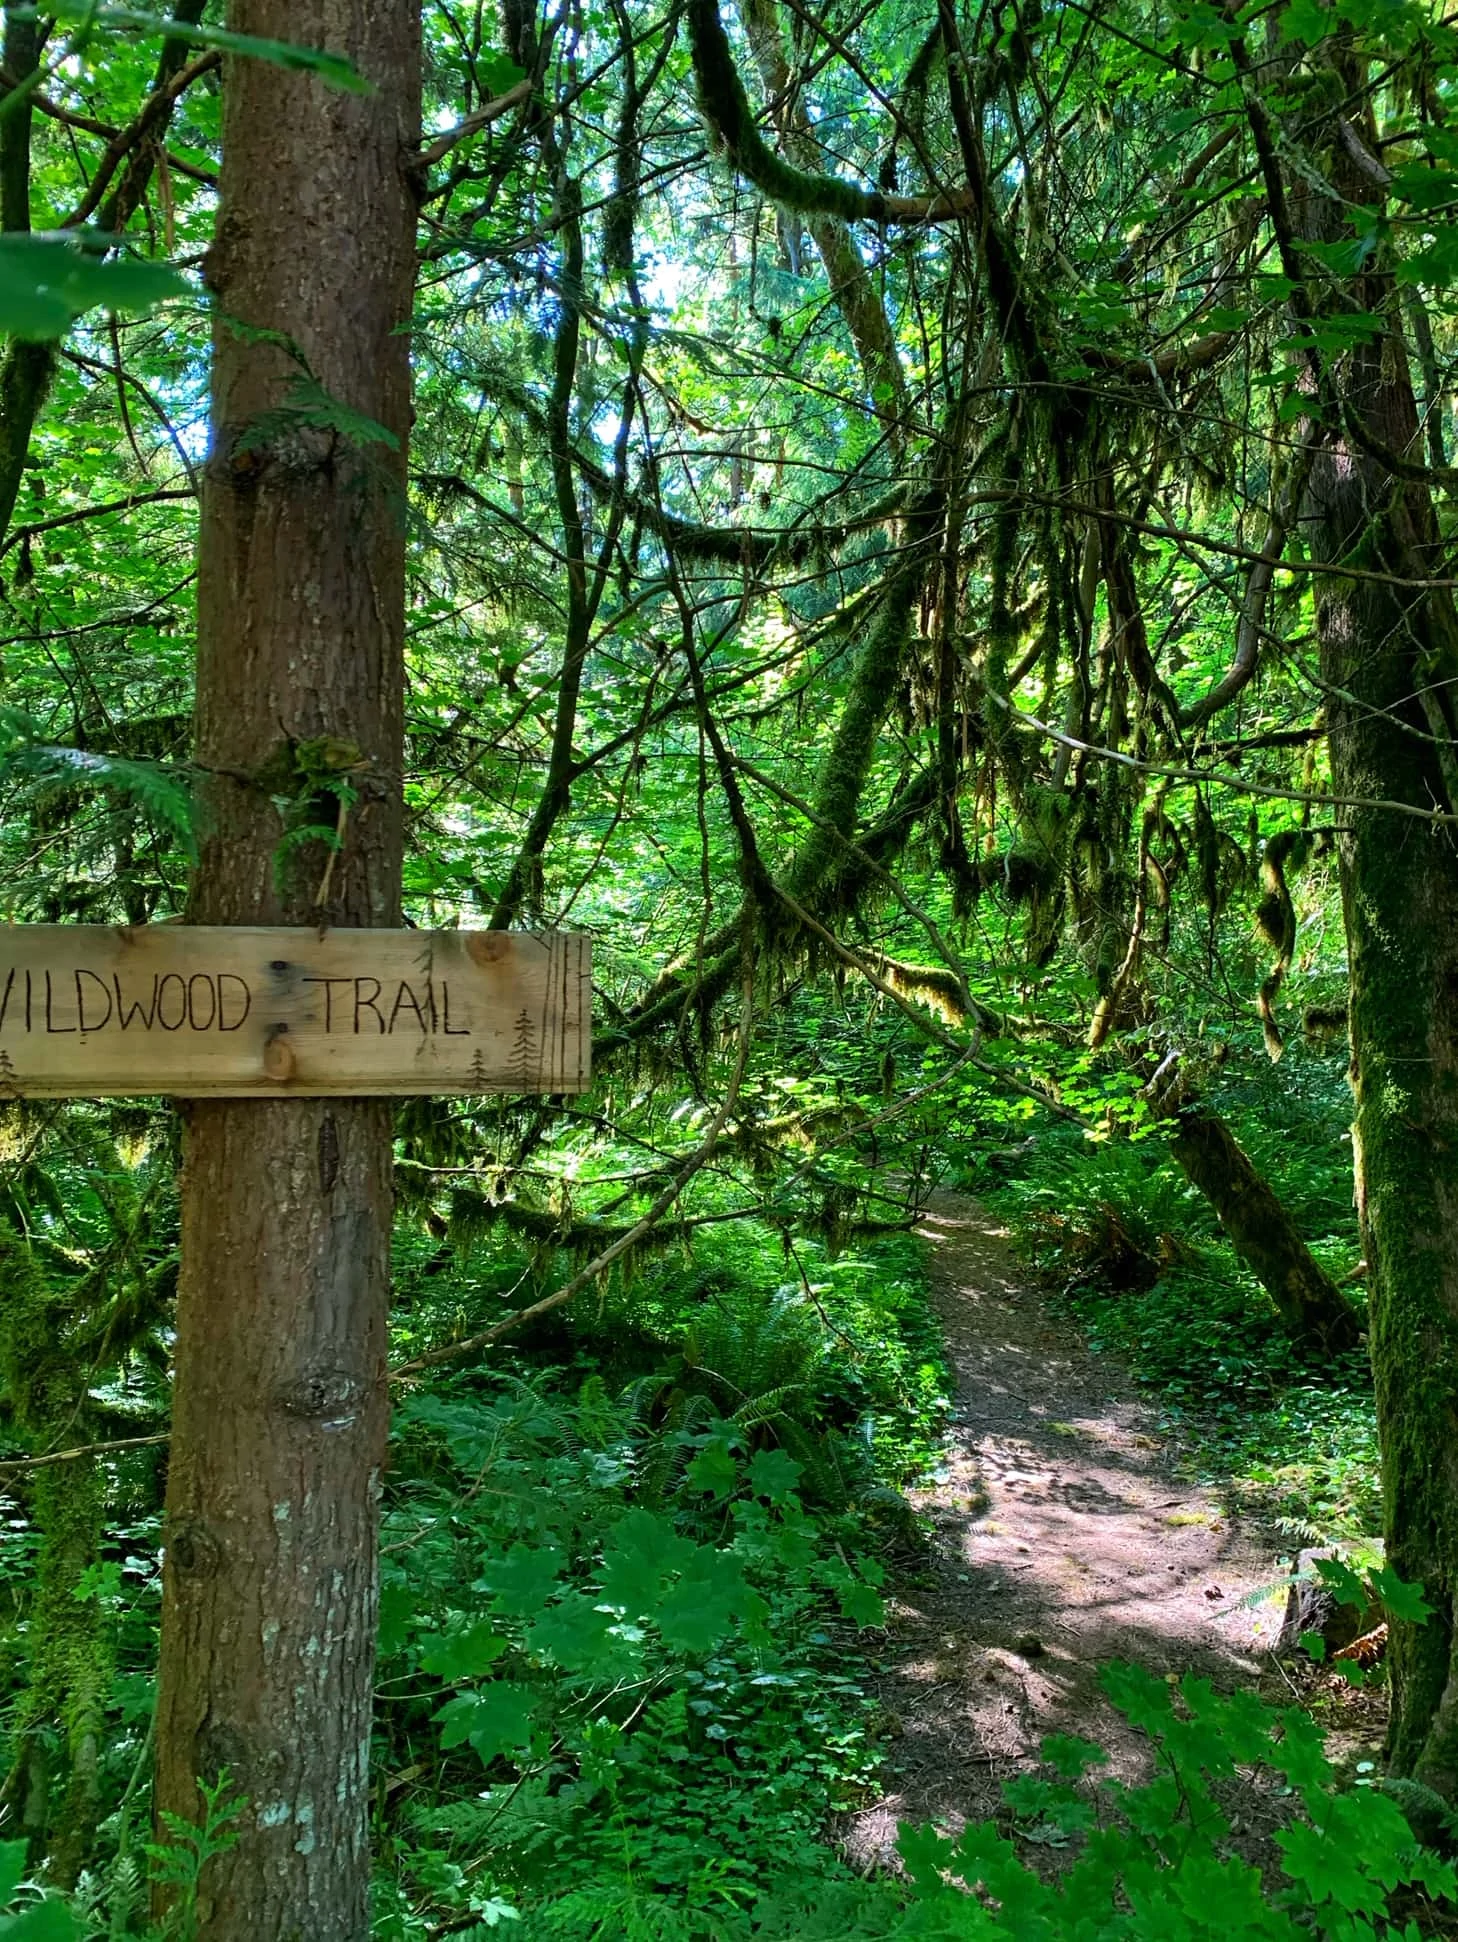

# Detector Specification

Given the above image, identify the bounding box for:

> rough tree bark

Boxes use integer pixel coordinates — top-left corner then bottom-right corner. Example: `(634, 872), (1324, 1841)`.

(1284, 62), (1458, 1790)
(153, 4), (420, 1933)
(0, 3), (54, 545)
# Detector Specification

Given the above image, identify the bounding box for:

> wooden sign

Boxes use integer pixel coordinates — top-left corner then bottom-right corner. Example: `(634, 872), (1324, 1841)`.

(0, 927), (590, 1098)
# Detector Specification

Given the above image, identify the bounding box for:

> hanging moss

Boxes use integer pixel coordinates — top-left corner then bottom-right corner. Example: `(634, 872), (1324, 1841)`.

(785, 547), (925, 905)
(1254, 830), (1331, 1060)
(867, 953), (970, 1026)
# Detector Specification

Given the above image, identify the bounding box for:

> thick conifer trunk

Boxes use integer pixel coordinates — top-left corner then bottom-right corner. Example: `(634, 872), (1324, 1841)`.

(1291, 87), (1458, 1791)
(1313, 466), (1458, 1790)
(153, 5), (420, 1931)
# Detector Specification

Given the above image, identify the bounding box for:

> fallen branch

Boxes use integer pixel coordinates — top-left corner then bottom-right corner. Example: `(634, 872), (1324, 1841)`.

(0, 1431), (168, 1475)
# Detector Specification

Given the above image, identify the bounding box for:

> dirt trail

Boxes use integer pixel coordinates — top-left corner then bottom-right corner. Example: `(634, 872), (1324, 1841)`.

(846, 1193), (1287, 1861)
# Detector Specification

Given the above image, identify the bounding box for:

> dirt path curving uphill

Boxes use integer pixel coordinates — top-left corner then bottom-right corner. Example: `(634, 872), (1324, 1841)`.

(846, 1193), (1288, 1863)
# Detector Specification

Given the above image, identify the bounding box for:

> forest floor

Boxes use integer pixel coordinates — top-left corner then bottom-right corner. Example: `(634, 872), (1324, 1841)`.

(845, 1192), (1297, 1865)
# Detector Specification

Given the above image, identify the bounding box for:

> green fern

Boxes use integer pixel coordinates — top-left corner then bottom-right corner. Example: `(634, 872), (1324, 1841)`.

(0, 740), (194, 852)
(682, 1290), (823, 1416)
(1375, 1777), (1458, 1854)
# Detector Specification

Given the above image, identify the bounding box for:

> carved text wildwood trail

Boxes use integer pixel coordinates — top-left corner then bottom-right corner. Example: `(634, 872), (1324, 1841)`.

(0, 927), (590, 1096)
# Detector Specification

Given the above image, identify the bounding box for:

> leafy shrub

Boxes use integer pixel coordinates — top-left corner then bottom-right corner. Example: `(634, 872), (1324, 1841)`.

(472, 1657), (1458, 1939)
(886, 1661), (1455, 1940)
(0, 1841), (75, 1939)
(372, 1243), (915, 1939)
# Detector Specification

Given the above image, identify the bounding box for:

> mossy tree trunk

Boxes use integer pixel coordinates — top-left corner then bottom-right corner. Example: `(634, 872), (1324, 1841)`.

(152, 2), (420, 1932)
(1288, 72), (1458, 1792)
(1167, 1105), (1362, 1353)
(0, 1229), (113, 1887)
(1321, 494), (1458, 1793)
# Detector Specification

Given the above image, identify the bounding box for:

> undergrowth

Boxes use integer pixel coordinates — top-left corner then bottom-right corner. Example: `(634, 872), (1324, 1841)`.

(369, 1221), (949, 1937)
(0, 1071), (1409, 1939)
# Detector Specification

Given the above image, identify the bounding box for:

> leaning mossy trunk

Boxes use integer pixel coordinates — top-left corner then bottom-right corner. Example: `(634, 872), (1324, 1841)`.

(1292, 95), (1458, 1792)
(0, 1224), (113, 1885)
(1167, 1106), (1361, 1354)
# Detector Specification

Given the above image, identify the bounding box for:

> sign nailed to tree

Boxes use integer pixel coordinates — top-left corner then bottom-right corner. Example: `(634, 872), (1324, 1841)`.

(0, 927), (591, 1097)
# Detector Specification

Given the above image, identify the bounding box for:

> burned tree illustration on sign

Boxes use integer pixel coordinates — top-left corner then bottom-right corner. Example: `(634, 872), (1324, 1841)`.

(508, 1008), (540, 1090)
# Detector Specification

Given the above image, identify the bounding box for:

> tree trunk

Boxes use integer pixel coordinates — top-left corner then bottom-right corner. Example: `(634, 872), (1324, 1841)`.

(1167, 1105), (1362, 1353)
(153, 4), (420, 1933)
(1289, 69), (1458, 1792)
(1315, 474), (1458, 1791)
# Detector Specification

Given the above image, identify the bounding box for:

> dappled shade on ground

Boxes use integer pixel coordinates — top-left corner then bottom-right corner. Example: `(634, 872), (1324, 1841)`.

(847, 1194), (1286, 1865)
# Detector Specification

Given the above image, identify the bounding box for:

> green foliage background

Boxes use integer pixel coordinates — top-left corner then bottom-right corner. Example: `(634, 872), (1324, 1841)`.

(2, 0), (1456, 1924)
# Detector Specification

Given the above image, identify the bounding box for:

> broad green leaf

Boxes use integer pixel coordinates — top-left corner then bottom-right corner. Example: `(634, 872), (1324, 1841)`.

(599, 1507), (692, 1610)
(1281, 0), (1331, 40)
(524, 1594), (615, 1673)
(655, 1550), (746, 1654)
(399, 1394), (502, 1469)
(419, 1621), (509, 1680)
(1278, 1819), (1385, 1913)
(1040, 1732), (1109, 1779)
(476, 50), (527, 93)
(686, 1437), (739, 1499)
(1389, 163), (1458, 212)
(748, 1446), (803, 1503)
(1166, 1850), (1278, 1935)
(818, 1553), (884, 1627)
(834, 1577), (885, 1627)
(0, 1863), (77, 1942)
(0, 235), (187, 341)
(0, 1849), (25, 1915)
(1271, 1707), (1333, 1790)
(0, 1907), (78, 1939)
(1396, 228), (1458, 287)
(1101, 1659), (1176, 1736)
(1314, 1556), (1368, 1610)
(1371, 1566), (1436, 1624)
(475, 1542), (564, 1618)
(434, 1683), (539, 1765)
(37, 7), (372, 90)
